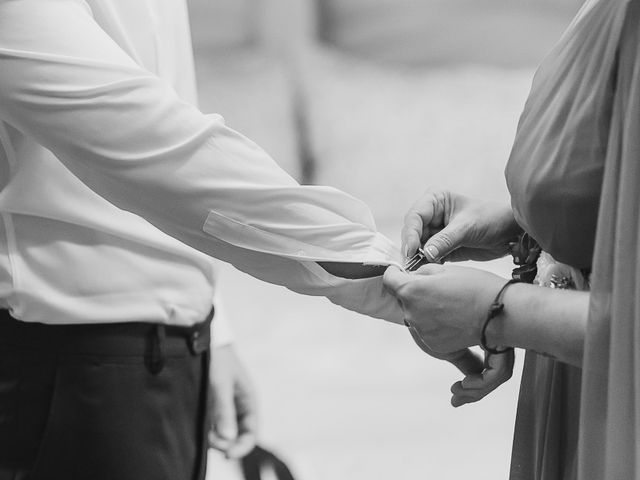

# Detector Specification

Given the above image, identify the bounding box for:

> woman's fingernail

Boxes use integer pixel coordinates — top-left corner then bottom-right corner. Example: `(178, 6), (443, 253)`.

(425, 245), (439, 260)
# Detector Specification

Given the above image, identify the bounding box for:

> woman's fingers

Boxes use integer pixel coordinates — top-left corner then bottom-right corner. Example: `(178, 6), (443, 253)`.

(450, 388), (480, 408)
(466, 349), (514, 388)
(450, 349), (515, 407)
(421, 221), (468, 262)
(402, 213), (469, 263)
(401, 190), (445, 257)
(446, 348), (485, 376)
(402, 211), (424, 258)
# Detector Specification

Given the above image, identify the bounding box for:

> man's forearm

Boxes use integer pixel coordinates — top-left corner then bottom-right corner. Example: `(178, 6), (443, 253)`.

(0, 1), (405, 323)
(317, 262), (387, 279)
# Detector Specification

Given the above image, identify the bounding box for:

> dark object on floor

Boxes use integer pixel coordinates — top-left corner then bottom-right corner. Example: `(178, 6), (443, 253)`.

(240, 446), (296, 480)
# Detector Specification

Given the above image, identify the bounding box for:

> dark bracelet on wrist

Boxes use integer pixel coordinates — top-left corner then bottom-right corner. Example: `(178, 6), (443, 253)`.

(481, 279), (520, 355)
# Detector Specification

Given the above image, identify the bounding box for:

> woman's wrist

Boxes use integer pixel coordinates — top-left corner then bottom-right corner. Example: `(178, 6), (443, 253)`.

(484, 282), (556, 352)
(473, 273), (509, 345)
(483, 282), (527, 350)
(480, 279), (520, 354)
(483, 282), (589, 367)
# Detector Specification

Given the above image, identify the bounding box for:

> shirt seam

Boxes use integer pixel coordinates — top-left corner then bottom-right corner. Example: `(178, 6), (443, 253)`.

(0, 123), (19, 307)
(204, 209), (347, 261)
(0, 213), (20, 306)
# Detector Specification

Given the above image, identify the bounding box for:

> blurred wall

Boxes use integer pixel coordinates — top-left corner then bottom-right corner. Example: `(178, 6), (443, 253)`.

(187, 0), (306, 180)
(317, 0), (584, 66)
(187, 0), (585, 221)
(188, 0), (583, 66)
(187, 0), (257, 50)
(188, 0), (316, 55)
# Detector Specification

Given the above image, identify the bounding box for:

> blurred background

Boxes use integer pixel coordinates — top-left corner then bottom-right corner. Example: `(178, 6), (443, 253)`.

(188, 1), (583, 479)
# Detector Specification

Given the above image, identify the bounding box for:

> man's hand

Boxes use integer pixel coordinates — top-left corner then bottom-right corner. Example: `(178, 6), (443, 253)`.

(209, 344), (257, 459)
(402, 189), (522, 262)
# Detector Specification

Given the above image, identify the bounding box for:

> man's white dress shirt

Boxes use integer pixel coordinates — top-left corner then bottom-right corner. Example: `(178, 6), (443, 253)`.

(0, 0), (403, 330)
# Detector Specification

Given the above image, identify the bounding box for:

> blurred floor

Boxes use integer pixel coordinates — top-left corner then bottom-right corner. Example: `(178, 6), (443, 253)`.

(189, 1), (579, 479)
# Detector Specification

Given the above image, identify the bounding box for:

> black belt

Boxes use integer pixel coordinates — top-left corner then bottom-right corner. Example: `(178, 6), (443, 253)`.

(0, 308), (214, 374)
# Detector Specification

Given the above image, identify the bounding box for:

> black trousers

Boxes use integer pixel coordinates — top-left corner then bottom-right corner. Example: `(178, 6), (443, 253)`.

(0, 310), (212, 480)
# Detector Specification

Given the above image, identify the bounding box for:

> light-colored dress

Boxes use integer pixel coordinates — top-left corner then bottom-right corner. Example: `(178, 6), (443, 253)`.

(505, 0), (640, 478)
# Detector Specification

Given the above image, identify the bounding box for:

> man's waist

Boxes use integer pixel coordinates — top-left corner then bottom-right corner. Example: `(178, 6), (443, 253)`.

(0, 308), (213, 358)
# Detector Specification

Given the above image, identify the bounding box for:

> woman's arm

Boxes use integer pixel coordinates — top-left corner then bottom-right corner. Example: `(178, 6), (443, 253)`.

(383, 265), (589, 368)
(401, 190), (522, 262)
(486, 283), (589, 367)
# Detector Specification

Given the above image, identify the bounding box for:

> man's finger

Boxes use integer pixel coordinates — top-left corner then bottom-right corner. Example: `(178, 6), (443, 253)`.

(210, 380), (237, 447)
(225, 373), (258, 459)
(209, 431), (231, 451)
(225, 431), (257, 459)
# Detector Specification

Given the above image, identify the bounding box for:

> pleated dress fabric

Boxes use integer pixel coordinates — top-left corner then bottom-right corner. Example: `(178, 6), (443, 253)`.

(505, 0), (640, 478)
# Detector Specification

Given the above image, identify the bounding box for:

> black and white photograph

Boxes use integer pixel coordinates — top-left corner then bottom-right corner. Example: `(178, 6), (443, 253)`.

(0, 0), (635, 479)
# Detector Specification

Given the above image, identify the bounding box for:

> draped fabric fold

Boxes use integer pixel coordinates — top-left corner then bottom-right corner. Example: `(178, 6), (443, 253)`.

(580, 0), (640, 477)
(506, 0), (640, 477)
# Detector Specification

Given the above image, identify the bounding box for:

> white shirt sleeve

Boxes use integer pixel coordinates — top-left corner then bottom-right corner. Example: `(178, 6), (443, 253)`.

(211, 290), (234, 348)
(0, 0), (403, 323)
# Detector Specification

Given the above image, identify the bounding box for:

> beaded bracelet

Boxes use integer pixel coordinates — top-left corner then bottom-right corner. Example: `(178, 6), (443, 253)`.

(480, 279), (520, 355)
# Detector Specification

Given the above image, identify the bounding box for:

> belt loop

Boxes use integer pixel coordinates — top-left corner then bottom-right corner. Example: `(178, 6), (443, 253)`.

(188, 307), (214, 356)
(146, 324), (166, 375)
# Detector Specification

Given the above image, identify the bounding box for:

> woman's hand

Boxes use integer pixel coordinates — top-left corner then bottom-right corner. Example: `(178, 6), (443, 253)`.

(450, 350), (515, 407)
(384, 264), (515, 405)
(383, 264), (504, 353)
(402, 189), (522, 262)
(405, 326), (515, 407)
